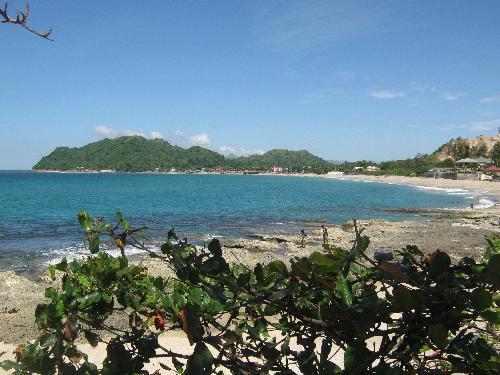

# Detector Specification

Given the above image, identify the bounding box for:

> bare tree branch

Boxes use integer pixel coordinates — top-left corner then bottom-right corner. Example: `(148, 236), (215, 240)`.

(0, 2), (53, 40)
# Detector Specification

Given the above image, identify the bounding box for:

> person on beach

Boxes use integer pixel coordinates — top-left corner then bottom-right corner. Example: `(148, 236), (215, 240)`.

(300, 229), (307, 248)
(321, 225), (328, 246)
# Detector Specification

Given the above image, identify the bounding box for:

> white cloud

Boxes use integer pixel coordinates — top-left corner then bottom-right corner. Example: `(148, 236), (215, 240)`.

(466, 119), (500, 131)
(435, 118), (500, 132)
(171, 131), (212, 147)
(218, 145), (265, 157)
(218, 145), (237, 154)
(149, 131), (164, 139)
(254, 1), (396, 52)
(480, 95), (500, 104)
(189, 133), (211, 146)
(94, 125), (145, 138)
(369, 90), (405, 99)
(172, 130), (187, 143)
(439, 91), (465, 101)
(467, 124), (495, 132)
(409, 82), (465, 101)
(93, 126), (164, 140)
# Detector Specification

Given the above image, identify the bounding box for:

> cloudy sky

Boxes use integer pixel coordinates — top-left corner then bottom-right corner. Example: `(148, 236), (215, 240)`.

(1, 0), (500, 168)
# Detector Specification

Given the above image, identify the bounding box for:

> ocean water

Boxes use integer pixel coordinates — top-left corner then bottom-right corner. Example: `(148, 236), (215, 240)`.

(0, 171), (477, 273)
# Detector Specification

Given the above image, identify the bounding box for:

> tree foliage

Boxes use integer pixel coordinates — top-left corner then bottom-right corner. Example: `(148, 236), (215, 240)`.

(490, 142), (500, 166)
(32, 136), (334, 174)
(1, 212), (499, 374)
(227, 149), (334, 173)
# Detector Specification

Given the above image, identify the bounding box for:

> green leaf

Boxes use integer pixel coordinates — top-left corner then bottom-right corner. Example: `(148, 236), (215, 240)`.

(393, 286), (415, 311)
(208, 239), (222, 257)
(160, 241), (174, 255)
(48, 266), (56, 280)
(480, 309), (500, 325)
(336, 276), (353, 307)
(44, 287), (59, 302)
(487, 254), (500, 274)
(266, 260), (288, 277)
(269, 287), (294, 301)
(429, 324), (448, 349)
(470, 289), (492, 311)
(84, 331), (100, 347)
(309, 252), (342, 271)
(297, 349), (316, 375)
(55, 257), (68, 272)
(254, 263), (264, 283)
(167, 227), (178, 240)
(39, 333), (57, 348)
(79, 291), (102, 309)
(77, 211), (92, 231)
(0, 360), (20, 371)
(358, 235), (370, 252)
(344, 343), (371, 375)
(200, 257), (227, 275)
(319, 338), (341, 374)
(291, 257), (312, 279)
(184, 342), (214, 375)
(172, 356), (184, 372)
(428, 251), (451, 279)
(88, 232), (100, 254)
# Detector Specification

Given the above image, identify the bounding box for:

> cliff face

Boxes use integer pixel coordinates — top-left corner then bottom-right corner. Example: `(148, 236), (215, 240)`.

(434, 132), (500, 161)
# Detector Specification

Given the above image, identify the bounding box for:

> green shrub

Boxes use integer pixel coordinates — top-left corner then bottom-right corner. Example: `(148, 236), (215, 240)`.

(1, 212), (498, 374)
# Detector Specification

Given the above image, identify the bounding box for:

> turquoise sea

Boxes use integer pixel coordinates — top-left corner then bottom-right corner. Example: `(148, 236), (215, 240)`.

(0, 171), (477, 274)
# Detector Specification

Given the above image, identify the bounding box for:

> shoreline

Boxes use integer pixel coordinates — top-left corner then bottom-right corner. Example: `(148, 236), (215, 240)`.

(322, 174), (499, 212)
(1, 212), (499, 345)
(323, 173), (500, 200)
(1, 212), (498, 372)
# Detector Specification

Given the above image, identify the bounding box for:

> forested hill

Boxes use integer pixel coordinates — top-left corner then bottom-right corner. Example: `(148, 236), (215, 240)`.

(227, 149), (333, 172)
(33, 136), (334, 173)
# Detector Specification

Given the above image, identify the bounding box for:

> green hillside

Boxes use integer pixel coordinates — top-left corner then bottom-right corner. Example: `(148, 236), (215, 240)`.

(228, 149), (333, 173)
(33, 136), (334, 173)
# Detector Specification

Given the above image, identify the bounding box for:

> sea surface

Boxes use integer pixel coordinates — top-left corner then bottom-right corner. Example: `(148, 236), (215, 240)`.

(0, 171), (477, 274)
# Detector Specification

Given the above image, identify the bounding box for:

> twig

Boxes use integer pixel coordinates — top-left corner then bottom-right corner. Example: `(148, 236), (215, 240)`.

(0, 2), (52, 40)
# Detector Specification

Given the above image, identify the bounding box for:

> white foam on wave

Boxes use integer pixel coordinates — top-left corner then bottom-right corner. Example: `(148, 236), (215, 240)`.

(44, 244), (153, 266)
(415, 185), (470, 195)
(414, 185), (496, 209)
(201, 234), (224, 241)
(474, 198), (496, 209)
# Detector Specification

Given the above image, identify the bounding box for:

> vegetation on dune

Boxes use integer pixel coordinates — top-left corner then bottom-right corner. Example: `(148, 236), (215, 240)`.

(1, 212), (498, 374)
(338, 137), (500, 176)
(33, 136), (334, 174)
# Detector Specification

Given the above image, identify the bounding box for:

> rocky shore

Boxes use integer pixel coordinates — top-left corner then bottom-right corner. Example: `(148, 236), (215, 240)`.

(1, 207), (498, 346)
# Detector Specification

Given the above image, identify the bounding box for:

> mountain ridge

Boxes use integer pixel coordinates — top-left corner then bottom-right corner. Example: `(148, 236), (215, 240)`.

(33, 136), (334, 173)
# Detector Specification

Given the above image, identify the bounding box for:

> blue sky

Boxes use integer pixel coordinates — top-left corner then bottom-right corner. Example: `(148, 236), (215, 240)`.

(1, 0), (500, 169)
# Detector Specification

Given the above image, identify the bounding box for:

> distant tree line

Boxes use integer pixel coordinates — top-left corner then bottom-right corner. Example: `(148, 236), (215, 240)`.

(337, 138), (500, 176)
